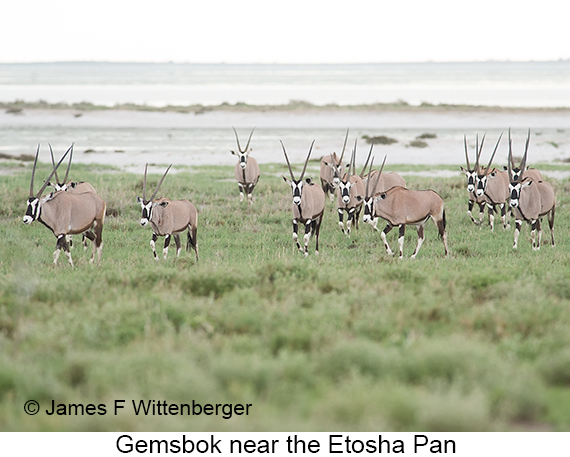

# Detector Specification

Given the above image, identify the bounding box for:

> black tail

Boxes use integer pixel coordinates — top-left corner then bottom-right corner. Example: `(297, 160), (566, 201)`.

(437, 209), (447, 239)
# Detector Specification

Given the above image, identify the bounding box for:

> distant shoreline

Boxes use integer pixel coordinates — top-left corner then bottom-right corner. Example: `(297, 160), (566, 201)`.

(3, 100), (570, 114)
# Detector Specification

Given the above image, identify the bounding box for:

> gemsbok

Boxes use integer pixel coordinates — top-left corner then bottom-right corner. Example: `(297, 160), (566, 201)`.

(360, 139), (406, 231)
(336, 139), (365, 235)
(320, 129), (349, 200)
(23, 145), (106, 266)
(507, 133), (555, 251)
(231, 127), (260, 205)
(137, 164), (199, 262)
(473, 132), (511, 231)
(47, 143), (99, 248)
(281, 140), (326, 256)
(356, 156), (449, 259)
(460, 134), (488, 225)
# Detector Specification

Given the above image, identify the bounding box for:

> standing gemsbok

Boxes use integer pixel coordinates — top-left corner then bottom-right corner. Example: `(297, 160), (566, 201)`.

(507, 132), (555, 251)
(137, 164), (199, 262)
(320, 129), (349, 201)
(23, 145), (106, 266)
(336, 139), (365, 235)
(231, 127), (260, 205)
(356, 156), (449, 259)
(281, 140), (326, 256)
(460, 134), (489, 225)
(47, 143), (99, 248)
(473, 132), (511, 231)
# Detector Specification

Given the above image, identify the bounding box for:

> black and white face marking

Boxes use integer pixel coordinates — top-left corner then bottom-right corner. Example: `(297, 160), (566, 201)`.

(509, 181), (531, 208)
(23, 197), (40, 224)
(362, 197), (374, 223)
(475, 174), (488, 197)
(232, 150), (249, 169)
(461, 168), (477, 193)
(338, 180), (353, 204)
(137, 197), (153, 226)
(283, 177), (305, 205)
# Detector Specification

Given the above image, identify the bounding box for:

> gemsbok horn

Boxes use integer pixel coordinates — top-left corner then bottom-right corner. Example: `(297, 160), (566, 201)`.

(504, 128), (543, 183)
(231, 127), (260, 205)
(356, 156), (449, 259)
(23, 145), (106, 266)
(137, 164), (199, 261)
(282, 140), (326, 256)
(507, 131), (555, 250)
(473, 132), (511, 231)
(336, 138), (365, 235)
(320, 128), (349, 201)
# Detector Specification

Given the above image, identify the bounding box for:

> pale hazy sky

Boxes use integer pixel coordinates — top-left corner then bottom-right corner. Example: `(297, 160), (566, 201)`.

(3, 0), (569, 63)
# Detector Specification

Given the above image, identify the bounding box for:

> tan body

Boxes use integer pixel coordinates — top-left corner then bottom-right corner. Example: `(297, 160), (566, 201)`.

(234, 157), (260, 204)
(320, 153), (343, 200)
(511, 179), (555, 250)
(371, 186), (449, 259)
(476, 168), (510, 231)
(37, 190), (106, 266)
(336, 174), (365, 235)
(364, 170), (406, 230)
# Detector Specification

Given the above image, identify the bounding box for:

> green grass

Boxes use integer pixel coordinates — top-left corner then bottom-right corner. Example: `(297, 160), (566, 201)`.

(1, 162), (570, 431)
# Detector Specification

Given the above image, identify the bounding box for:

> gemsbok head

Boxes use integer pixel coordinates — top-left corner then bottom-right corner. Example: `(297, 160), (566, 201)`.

(231, 127), (260, 205)
(23, 145), (106, 266)
(357, 155), (449, 259)
(507, 131), (555, 250)
(504, 129), (543, 183)
(473, 132), (510, 231)
(137, 164), (199, 262)
(336, 139), (365, 235)
(320, 129), (349, 201)
(281, 140), (326, 256)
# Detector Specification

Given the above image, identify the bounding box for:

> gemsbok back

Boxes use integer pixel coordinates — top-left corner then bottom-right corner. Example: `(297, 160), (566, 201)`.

(231, 127), (260, 205)
(282, 140), (326, 256)
(320, 129), (349, 201)
(336, 139), (365, 235)
(473, 132), (511, 231)
(137, 164), (199, 262)
(356, 156), (449, 259)
(23, 145), (106, 266)
(507, 132), (555, 251)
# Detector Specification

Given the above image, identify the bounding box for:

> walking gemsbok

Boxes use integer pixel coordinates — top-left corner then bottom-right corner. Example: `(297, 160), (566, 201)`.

(356, 156), (449, 259)
(137, 164), (199, 262)
(281, 140), (326, 256)
(23, 145), (106, 266)
(231, 127), (260, 205)
(320, 129), (349, 201)
(507, 131), (555, 250)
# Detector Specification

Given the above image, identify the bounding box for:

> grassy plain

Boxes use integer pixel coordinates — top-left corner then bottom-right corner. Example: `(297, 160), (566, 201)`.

(1, 160), (570, 432)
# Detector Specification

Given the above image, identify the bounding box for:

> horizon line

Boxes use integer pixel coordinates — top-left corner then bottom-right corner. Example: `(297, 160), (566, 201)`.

(0, 59), (569, 65)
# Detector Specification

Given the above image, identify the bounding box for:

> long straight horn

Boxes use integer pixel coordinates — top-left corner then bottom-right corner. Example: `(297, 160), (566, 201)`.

(361, 138), (374, 177)
(232, 127), (243, 153)
(63, 143), (74, 183)
(365, 156), (375, 197)
(463, 135), (471, 170)
(280, 140), (295, 180)
(475, 133), (480, 171)
(48, 144), (60, 184)
(484, 131), (503, 174)
(299, 140), (315, 181)
(338, 128), (349, 164)
(371, 155), (387, 196)
(150, 164), (172, 201)
(143, 163), (148, 200)
(508, 128), (515, 168)
(30, 144), (40, 197)
(243, 128), (255, 152)
(478, 133), (486, 162)
(36, 146), (71, 198)
(519, 128), (530, 177)
(346, 138), (356, 181)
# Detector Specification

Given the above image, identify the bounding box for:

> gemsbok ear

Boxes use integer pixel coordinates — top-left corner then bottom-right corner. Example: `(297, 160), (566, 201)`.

(503, 166), (508, 171)
(522, 181), (533, 188)
(380, 193), (387, 200)
(355, 195), (363, 202)
(159, 201), (169, 207)
(305, 177), (313, 185)
(460, 166), (467, 174)
(282, 176), (291, 184)
(136, 196), (142, 203)
(230, 150), (236, 155)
